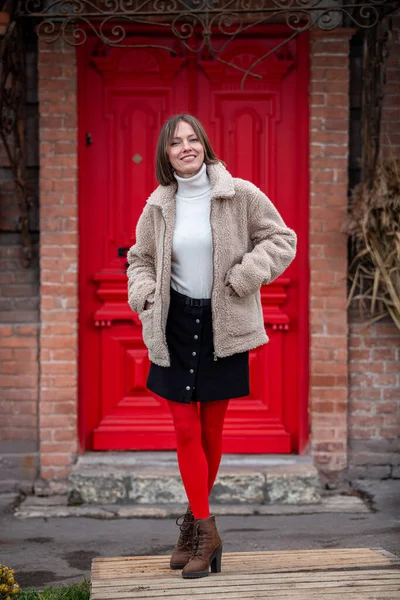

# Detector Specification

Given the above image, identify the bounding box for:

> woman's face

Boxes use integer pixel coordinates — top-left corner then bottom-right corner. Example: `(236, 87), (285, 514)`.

(167, 120), (205, 178)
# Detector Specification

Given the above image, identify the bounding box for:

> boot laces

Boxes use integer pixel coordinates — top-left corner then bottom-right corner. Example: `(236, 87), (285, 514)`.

(192, 521), (210, 557)
(176, 513), (193, 547)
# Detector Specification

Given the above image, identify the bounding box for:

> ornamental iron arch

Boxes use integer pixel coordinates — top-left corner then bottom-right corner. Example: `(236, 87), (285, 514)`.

(13, 0), (400, 88)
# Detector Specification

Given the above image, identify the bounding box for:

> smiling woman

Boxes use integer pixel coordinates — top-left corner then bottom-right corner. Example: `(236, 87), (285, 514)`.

(126, 113), (297, 579)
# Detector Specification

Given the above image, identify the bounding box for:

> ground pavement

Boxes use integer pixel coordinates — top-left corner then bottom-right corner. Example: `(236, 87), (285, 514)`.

(0, 480), (399, 590)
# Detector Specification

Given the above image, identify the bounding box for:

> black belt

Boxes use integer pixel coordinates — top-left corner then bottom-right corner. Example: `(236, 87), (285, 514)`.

(171, 288), (211, 307)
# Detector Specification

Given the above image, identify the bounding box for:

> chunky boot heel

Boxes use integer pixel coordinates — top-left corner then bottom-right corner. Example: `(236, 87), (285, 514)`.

(211, 546), (222, 573)
(182, 516), (223, 579)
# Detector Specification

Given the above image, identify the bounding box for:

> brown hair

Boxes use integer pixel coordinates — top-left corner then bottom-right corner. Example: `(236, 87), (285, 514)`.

(155, 114), (223, 186)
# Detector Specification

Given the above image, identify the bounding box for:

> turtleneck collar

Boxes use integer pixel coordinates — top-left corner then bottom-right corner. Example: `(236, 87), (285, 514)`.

(174, 162), (212, 198)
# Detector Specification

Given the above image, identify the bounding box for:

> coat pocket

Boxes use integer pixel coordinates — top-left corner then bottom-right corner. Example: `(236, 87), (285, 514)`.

(226, 290), (260, 337)
(139, 305), (155, 349)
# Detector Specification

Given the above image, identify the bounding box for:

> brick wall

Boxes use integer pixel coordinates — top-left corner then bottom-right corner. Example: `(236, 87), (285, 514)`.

(347, 16), (400, 479)
(308, 30), (352, 474)
(348, 315), (400, 479)
(0, 36), (40, 491)
(38, 39), (79, 483)
(0, 241), (39, 491)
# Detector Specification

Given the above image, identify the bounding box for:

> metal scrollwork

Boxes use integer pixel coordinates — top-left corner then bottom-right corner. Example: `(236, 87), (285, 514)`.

(16, 0), (400, 88)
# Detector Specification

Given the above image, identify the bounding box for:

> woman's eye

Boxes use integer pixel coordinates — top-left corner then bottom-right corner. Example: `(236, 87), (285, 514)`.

(171, 141), (179, 146)
(190, 138), (199, 142)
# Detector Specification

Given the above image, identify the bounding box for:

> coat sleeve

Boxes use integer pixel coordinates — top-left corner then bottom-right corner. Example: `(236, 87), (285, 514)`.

(126, 205), (157, 314)
(226, 183), (297, 297)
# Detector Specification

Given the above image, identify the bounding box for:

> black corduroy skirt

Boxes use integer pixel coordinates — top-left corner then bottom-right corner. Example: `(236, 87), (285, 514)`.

(146, 288), (249, 404)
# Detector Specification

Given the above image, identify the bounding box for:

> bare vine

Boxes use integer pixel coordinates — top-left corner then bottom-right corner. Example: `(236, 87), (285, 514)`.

(0, 12), (33, 265)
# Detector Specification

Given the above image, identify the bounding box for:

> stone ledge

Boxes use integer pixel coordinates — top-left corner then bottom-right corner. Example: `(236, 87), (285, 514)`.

(14, 495), (369, 519)
(67, 452), (321, 506)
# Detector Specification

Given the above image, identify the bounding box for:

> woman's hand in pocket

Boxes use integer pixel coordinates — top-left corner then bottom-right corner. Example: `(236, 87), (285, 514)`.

(225, 282), (239, 298)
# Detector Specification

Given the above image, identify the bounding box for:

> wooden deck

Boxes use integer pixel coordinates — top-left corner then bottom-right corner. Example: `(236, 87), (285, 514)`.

(91, 548), (400, 599)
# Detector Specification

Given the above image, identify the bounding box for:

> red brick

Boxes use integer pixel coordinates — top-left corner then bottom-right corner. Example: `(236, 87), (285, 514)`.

(41, 454), (74, 467)
(40, 414), (76, 428)
(54, 142), (77, 155)
(325, 68), (349, 82)
(385, 363), (400, 374)
(50, 349), (77, 361)
(312, 388), (347, 401)
(41, 389), (76, 402)
(312, 41), (348, 55)
(350, 428), (379, 440)
(313, 442), (346, 453)
(13, 325), (38, 336)
(54, 429), (77, 442)
(371, 374), (398, 387)
(41, 442), (77, 454)
(0, 361), (38, 375)
(0, 336), (37, 348)
(351, 400), (372, 413)
(376, 401), (398, 414)
(41, 362), (76, 375)
(39, 65), (63, 78)
(380, 427), (400, 439)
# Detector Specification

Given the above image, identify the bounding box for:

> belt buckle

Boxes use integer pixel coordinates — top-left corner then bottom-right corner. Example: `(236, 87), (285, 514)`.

(189, 298), (201, 307)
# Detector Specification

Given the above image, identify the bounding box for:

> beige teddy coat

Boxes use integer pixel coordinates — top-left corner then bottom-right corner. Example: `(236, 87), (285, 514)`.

(127, 162), (297, 367)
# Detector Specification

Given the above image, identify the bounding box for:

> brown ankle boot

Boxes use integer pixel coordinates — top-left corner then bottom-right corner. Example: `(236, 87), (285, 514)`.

(181, 515), (222, 579)
(170, 507), (195, 570)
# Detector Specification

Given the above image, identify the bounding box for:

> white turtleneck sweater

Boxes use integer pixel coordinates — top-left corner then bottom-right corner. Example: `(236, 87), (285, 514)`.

(171, 163), (213, 299)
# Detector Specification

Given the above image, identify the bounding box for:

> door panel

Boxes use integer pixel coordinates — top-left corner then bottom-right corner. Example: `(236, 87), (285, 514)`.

(78, 32), (308, 452)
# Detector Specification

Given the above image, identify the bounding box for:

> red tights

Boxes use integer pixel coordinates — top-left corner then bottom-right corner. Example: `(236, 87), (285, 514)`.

(167, 399), (230, 520)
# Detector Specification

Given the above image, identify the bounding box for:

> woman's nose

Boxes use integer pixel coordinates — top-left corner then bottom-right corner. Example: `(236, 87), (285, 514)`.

(182, 139), (191, 150)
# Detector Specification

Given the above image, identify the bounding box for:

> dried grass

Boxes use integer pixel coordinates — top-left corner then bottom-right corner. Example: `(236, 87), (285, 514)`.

(345, 153), (400, 330)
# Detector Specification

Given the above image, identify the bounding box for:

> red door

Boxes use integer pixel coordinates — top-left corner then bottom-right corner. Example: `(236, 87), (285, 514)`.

(78, 30), (309, 453)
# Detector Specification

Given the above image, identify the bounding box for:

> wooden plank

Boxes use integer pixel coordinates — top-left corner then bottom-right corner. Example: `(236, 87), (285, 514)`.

(92, 549), (396, 568)
(92, 592), (400, 600)
(93, 548), (392, 562)
(93, 576), (400, 598)
(91, 569), (400, 585)
(90, 548), (400, 600)
(92, 548), (398, 565)
(91, 584), (400, 598)
(91, 586), (400, 600)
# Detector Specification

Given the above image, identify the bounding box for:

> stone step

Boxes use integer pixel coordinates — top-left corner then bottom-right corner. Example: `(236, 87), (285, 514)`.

(68, 452), (321, 506)
(15, 495), (369, 519)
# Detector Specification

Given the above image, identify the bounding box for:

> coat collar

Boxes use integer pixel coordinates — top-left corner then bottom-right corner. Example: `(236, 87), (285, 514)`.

(147, 162), (235, 209)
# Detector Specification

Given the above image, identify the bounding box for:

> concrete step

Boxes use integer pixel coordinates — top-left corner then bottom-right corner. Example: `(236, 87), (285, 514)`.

(15, 495), (369, 519)
(68, 452), (322, 506)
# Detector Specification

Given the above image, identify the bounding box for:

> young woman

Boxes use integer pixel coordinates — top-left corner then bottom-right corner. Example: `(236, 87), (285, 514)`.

(127, 114), (297, 579)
